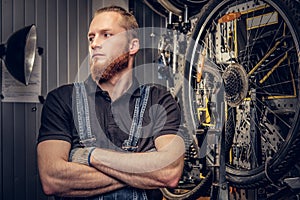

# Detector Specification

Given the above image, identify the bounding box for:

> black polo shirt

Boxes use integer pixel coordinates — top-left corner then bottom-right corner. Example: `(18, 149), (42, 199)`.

(38, 76), (182, 152)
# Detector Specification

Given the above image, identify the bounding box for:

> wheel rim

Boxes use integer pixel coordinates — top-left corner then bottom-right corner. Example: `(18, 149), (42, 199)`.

(184, 0), (300, 188)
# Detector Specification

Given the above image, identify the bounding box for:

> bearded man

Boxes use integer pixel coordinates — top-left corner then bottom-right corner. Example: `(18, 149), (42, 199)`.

(37, 5), (185, 200)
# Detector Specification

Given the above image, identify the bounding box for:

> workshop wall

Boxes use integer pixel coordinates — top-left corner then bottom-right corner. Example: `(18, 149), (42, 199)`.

(0, 0), (164, 199)
(0, 0), (91, 199)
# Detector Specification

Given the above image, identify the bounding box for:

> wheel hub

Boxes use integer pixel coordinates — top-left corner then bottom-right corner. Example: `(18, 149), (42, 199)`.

(222, 64), (248, 107)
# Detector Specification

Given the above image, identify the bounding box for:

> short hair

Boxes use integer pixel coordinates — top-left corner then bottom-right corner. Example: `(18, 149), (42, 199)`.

(94, 5), (139, 39)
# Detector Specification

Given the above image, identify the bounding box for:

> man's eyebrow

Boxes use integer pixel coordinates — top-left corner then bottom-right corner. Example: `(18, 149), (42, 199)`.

(100, 29), (113, 33)
(87, 29), (114, 36)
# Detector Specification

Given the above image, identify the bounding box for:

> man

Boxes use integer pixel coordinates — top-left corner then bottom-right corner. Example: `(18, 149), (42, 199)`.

(37, 5), (185, 200)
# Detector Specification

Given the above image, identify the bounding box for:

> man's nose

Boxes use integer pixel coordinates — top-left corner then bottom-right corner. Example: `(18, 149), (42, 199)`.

(91, 37), (103, 49)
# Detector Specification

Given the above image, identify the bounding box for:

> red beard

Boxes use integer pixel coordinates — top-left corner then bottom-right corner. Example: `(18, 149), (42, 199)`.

(91, 53), (129, 83)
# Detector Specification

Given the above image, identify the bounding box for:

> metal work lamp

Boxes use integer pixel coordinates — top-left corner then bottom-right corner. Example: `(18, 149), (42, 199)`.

(0, 24), (37, 85)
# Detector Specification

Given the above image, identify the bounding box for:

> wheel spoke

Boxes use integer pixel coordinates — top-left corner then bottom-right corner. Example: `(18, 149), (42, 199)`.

(183, 0), (300, 189)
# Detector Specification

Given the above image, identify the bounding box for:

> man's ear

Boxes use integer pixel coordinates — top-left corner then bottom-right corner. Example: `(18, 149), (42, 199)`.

(129, 38), (139, 55)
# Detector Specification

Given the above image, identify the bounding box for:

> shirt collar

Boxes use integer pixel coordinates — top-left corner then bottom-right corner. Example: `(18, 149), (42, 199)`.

(84, 75), (142, 97)
(84, 75), (102, 95)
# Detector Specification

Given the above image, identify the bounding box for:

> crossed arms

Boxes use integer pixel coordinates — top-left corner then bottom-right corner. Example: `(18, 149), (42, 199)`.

(37, 134), (185, 197)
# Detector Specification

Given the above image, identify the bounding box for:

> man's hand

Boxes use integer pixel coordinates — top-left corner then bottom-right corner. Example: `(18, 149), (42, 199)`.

(69, 147), (96, 166)
(37, 140), (126, 197)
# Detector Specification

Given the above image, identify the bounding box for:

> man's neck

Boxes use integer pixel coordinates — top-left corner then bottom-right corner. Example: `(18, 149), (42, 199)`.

(98, 67), (133, 101)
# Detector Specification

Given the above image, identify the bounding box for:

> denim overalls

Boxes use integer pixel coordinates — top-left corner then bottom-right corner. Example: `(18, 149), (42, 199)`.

(69, 82), (150, 200)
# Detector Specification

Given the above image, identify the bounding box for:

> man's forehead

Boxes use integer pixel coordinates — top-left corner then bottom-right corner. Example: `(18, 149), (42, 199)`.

(91, 11), (123, 26)
(89, 13), (127, 34)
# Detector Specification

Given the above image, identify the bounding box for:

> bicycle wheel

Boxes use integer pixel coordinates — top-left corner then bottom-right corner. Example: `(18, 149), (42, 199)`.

(183, 0), (300, 189)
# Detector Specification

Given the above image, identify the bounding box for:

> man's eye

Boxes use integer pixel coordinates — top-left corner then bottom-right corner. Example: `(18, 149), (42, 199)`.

(88, 37), (94, 42)
(104, 33), (112, 38)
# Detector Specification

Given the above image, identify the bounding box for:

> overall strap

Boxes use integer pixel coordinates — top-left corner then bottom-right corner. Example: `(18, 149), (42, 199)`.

(73, 82), (149, 200)
(122, 85), (151, 152)
(73, 82), (96, 146)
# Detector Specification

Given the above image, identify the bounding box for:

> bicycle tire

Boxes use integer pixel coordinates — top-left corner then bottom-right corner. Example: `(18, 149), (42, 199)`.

(183, 0), (300, 189)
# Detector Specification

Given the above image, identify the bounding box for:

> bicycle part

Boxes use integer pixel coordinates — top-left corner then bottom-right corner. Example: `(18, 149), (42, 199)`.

(160, 171), (212, 200)
(143, 0), (209, 18)
(184, 0), (300, 189)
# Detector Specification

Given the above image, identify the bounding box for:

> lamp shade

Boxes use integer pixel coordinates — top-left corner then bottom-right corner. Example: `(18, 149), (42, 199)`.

(1, 24), (37, 85)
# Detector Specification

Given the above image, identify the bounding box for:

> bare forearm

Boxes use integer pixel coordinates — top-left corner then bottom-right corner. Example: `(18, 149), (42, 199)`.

(37, 140), (126, 197)
(43, 162), (125, 196)
(91, 151), (184, 189)
(90, 135), (185, 189)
